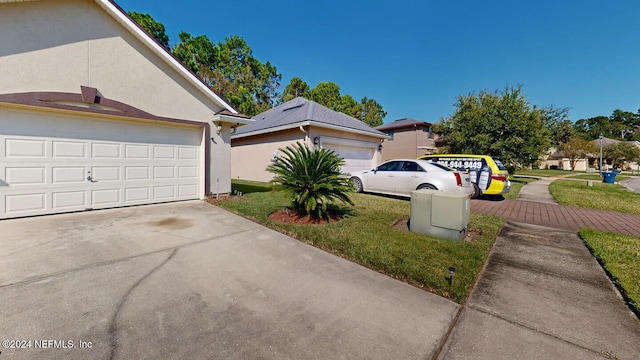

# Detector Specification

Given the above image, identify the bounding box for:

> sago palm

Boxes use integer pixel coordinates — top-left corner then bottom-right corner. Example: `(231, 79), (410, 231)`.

(266, 142), (354, 219)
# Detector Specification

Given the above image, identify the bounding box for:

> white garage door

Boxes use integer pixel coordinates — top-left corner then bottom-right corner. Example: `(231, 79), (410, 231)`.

(0, 109), (203, 219)
(321, 138), (377, 175)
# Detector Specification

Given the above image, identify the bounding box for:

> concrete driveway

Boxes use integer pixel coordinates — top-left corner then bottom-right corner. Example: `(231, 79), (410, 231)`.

(0, 201), (459, 359)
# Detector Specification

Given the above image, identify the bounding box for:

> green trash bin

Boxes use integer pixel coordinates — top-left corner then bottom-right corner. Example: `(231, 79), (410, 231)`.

(602, 171), (616, 184)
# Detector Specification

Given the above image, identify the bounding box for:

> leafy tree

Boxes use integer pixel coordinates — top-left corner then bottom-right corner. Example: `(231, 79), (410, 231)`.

(309, 82), (342, 110)
(603, 142), (640, 169)
(575, 109), (640, 140)
(436, 85), (550, 173)
(172, 32), (217, 75)
(129, 12), (170, 49)
(337, 94), (361, 118)
(307, 82), (386, 126)
(542, 106), (574, 146)
(560, 138), (597, 171)
(260, 62), (282, 108)
(359, 97), (386, 127)
(282, 77), (310, 101)
(610, 109), (640, 139)
(574, 116), (610, 140)
(266, 142), (353, 219)
(173, 33), (281, 116)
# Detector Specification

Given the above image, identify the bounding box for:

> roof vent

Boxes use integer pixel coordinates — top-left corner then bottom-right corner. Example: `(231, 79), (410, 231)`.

(282, 104), (304, 112)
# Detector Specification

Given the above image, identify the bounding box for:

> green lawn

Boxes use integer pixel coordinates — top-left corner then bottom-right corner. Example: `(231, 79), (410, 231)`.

(566, 173), (631, 181)
(231, 179), (273, 194)
(218, 181), (503, 303)
(579, 229), (640, 316)
(549, 180), (640, 215)
(515, 169), (576, 177)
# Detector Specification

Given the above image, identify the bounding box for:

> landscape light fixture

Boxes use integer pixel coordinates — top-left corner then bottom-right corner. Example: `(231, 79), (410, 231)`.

(448, 266), (456, 286)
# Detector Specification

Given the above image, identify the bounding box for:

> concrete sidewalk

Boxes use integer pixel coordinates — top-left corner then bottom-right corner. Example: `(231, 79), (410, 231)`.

(439, 222), (640, 360)
(516, 177), (557, 204)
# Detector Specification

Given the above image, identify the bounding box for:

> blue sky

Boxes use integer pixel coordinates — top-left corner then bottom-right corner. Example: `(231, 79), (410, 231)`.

(116, 0), (640, 124)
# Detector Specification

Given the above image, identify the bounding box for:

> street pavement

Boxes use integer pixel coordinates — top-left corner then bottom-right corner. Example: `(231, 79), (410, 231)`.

(622, 176), (640, 193)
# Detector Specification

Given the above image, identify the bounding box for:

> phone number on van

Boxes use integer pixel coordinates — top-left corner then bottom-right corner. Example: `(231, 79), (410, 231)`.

(436, 160), (483, 169)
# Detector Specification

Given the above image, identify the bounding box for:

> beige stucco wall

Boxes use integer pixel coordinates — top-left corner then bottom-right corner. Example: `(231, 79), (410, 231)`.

(537, 158), (589, 171)
(380, 127), (435, 161)
(231, 129), (307, 182)
(231, 126), (383, 182)
(0, 0), (233, 193)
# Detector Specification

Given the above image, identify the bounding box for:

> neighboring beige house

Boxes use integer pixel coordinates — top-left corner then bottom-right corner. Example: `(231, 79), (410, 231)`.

(0, 0), (250, 219)
(375, 118), (436, 161)
(538, 148), (589, 171)
(231, 97), (387, 182)
(538, 138), (640, 171)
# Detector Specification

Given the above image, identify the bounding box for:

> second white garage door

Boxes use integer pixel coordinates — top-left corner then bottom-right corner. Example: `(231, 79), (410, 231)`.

(0, 108), (204, 219)
(320, 137), (377, 175)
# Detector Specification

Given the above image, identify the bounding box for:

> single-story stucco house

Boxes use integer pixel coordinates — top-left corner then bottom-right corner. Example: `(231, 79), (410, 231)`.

(0, 0), (250, 219)
(538, 138), (640, 171)
(231, 97), (387, 182)
(375, 118), (437, 161)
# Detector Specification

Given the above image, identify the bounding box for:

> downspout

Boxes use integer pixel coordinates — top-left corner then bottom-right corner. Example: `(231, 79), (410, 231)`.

(299, 125), (308, 145)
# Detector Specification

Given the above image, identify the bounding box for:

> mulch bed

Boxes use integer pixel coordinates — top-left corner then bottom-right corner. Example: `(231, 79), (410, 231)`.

(206, 195), (248, 206)
(268, 209), (341, 225)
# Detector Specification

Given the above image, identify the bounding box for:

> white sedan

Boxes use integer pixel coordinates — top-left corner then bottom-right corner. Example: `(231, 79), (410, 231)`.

(349, 159), (474, 197)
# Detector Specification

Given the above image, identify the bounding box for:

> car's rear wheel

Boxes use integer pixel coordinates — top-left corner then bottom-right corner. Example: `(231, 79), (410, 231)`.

(471, 183), (481, 199)
(351, 177), (363, 193)
(417, 183), (437, 190)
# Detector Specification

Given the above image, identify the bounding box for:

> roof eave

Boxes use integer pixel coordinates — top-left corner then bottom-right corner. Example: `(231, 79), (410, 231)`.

(232, 121), (312, 139)
(376, 123), (433, 132)
(311, 121), (389, 139)
(211, 114), (254, 126)
(232, 120), (389, 140)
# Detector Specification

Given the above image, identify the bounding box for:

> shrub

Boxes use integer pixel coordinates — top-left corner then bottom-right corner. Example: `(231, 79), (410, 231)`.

(266, 142), (353, 219)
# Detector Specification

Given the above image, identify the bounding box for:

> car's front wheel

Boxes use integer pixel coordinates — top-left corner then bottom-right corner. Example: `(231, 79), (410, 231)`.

(351, 177), (363, 193)
(417, 183), (437, 190)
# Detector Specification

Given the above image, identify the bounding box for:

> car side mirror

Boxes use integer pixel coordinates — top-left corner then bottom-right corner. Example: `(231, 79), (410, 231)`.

(372, 168), (377, 174)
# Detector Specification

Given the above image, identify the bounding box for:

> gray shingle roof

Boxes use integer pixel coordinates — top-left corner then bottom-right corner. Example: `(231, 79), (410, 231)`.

(232, 97), (386, 138)
(590, 137), (620, 147)
(375, 118), (432, 131)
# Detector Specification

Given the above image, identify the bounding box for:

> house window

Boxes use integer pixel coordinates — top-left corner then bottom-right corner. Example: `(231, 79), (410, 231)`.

(387, 130), (394, 141)
(428, 127), (433, 139)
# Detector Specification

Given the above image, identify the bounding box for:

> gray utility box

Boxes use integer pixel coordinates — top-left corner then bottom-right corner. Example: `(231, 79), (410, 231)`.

(409, 190), (470, 240)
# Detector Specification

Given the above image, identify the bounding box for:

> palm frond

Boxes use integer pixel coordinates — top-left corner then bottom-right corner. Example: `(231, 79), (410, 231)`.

(266, 142), (354, 219)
